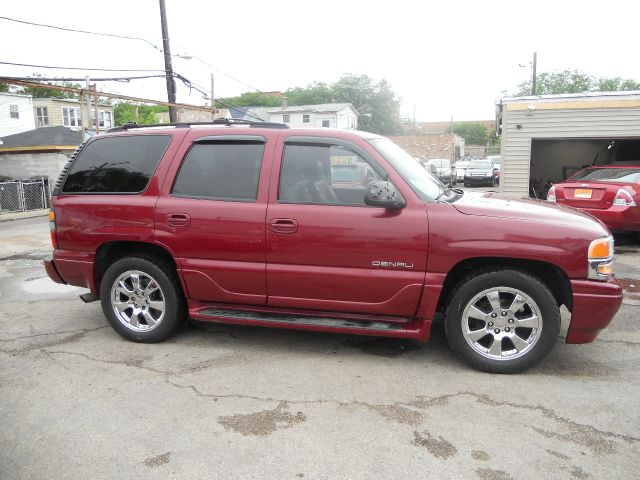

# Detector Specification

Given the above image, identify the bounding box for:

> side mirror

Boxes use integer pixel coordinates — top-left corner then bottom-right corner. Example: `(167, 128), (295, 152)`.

(429, 164), (437, 175)
(364, 181), (406, 209)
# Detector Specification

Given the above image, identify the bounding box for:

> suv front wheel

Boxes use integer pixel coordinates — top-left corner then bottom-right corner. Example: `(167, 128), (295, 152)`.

(445, 270), (560, 373)
(100, 255), (186, 342)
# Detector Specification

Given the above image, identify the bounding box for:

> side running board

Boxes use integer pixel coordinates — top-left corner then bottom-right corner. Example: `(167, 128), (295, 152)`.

(198, 308), (406, 331)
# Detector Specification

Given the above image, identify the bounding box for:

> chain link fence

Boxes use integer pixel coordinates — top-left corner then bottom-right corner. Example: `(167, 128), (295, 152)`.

(0, 178), (50, 214)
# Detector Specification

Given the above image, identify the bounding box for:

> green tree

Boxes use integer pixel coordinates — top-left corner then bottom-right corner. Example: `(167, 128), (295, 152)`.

(224, 74), (401, 135)
(513, 69), (640, 96)
(286, 82), (334, 105)
(597, 77), (640, 92)
(221, 91), (282, 107)
(113, 102), (167, 126)
(447, 122), (489, 145)
(328, 74), (401, 135)
(15, 74), (81, 99)
(0, 82), (9, 93)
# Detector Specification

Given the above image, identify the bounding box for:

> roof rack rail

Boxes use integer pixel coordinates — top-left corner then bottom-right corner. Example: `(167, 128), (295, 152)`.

(107, 119), (288, 133)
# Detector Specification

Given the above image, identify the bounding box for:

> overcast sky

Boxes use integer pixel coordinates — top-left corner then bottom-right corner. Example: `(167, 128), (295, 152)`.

(2, 0), (639, 122)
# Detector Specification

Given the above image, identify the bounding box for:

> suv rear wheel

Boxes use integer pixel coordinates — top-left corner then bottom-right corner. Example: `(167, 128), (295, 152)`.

(445, 270), (560, 373)
(100, 255), (186, 342)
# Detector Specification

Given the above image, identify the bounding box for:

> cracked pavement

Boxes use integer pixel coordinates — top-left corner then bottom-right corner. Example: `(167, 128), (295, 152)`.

(1, 216), (639, 479)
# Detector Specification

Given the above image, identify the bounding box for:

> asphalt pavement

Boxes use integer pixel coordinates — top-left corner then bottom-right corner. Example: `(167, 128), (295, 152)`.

(1, 215), (639, 479)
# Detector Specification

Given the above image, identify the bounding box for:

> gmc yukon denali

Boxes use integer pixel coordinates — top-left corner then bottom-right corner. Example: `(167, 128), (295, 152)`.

(44, 120), (623, 373)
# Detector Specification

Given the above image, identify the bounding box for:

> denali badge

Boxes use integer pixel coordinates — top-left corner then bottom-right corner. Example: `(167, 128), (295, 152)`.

(372, 261), (414, 268)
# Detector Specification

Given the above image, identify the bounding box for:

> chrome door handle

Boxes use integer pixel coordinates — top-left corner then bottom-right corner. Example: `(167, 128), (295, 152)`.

(270, 218), (298, 234)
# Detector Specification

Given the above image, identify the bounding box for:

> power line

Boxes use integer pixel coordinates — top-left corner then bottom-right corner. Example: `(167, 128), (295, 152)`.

(0, 15), (162, 51)
(186, 78), (265, 122)
(0, 61), (166, 73)
(0, 77), (215, 113)
(2, 75), (168, 82)
(175, 54), (266, 94)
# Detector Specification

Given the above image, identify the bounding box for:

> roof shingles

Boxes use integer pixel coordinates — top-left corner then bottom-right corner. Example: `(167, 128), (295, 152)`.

(0, 126), (82, 148)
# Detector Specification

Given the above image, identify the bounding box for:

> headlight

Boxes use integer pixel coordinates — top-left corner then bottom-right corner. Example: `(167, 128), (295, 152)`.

(588, 236), (614, 280)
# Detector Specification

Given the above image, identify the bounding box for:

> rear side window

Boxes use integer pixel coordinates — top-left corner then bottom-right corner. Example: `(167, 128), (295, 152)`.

(62, 135), (171, 193)
(172, 142), (264, 201)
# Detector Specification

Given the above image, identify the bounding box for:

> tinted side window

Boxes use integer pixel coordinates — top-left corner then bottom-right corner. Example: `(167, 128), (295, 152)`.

(172, 142), (264, 201)
(62, 135), (171, 193)
(279, 144), (381, 206)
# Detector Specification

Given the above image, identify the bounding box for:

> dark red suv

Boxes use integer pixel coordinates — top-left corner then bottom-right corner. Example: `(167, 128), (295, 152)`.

(44, 120), (623, 373)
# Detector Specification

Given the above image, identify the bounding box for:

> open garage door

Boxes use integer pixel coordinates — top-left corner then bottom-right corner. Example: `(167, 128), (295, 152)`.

(529, 138), (640, 198)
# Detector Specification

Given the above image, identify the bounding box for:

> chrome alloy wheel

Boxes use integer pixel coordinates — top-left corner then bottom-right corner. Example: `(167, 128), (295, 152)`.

(461, 287), (542, 361)
(110, 270), (166, 332)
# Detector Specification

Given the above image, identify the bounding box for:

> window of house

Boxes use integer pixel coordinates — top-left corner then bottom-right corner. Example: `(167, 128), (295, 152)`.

(322, 120), (330, 128)
(172, 141), (265, 202)
(302, 114), (310, 123)
(62, 107), (82, 127)
(9, 105), (19, 119)
(91, 110), (113, 128)
(36, 107), (49, 126)
(62, 135), (171, 193)
(279, 143), (382, 206)
(283, 114), (290, 123)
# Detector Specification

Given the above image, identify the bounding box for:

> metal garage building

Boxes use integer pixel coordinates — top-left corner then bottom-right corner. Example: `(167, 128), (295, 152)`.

(496, 91), (640, 198)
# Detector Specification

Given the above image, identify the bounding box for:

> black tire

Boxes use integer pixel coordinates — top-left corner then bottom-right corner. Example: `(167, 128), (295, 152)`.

(444, 269), (560, 374)
(464, 181), (469, 188)
(100, 255), (186, 343)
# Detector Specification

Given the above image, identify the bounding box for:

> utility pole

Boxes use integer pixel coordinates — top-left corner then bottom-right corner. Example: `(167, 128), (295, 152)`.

(531, 52), (537, 95)
(159, 0), (177, 123)
(210, 73), (215, 120)
(85, 76), (91, 132)
(92, 84), (100, 134)
(413, 104), (416, 135)
(451, 115), (455, 162)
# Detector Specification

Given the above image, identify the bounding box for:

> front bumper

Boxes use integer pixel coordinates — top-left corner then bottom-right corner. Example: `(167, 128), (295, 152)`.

(566, 277), (623, 343)
(465, 176), (493, 185)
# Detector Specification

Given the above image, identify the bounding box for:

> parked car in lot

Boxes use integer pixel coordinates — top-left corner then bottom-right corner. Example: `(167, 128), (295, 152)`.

(44, 120), (622, 373)
(454, 160), (470, 183)
(464, 159), (499, 187)
(424, 158), (455, 186)
(547, 165), (640, 237)
(489, 155), (501, 185)
(330, 162), (380, 205)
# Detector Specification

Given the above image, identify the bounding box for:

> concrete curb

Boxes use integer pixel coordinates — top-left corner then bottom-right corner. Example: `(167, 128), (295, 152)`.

(0, 209), (49, 223)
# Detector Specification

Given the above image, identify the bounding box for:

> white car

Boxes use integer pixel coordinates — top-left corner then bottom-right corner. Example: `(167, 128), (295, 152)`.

(454, 161), (470, 182)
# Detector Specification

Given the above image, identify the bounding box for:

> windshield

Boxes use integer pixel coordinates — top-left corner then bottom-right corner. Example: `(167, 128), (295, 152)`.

(368, 138), (443, 201)
(570, 167), (640, 183)
(469, 161), (492, 169)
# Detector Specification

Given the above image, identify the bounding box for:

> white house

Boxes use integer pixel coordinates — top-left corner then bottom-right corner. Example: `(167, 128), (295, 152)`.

(242, 102), (359, 129)
(0, 92), (36, 137)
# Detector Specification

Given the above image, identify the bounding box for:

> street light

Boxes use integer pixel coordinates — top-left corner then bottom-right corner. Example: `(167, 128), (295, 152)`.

(174, 54), (215, 120)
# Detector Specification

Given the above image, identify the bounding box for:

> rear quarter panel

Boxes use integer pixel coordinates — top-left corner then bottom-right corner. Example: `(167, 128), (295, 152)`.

(54, 130), (189, 253)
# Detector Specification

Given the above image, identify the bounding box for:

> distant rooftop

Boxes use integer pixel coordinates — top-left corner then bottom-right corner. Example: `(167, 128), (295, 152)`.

(502, 90), (640, 102)
(0, 126), (82, 148)
(264, 103), (356, 114)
